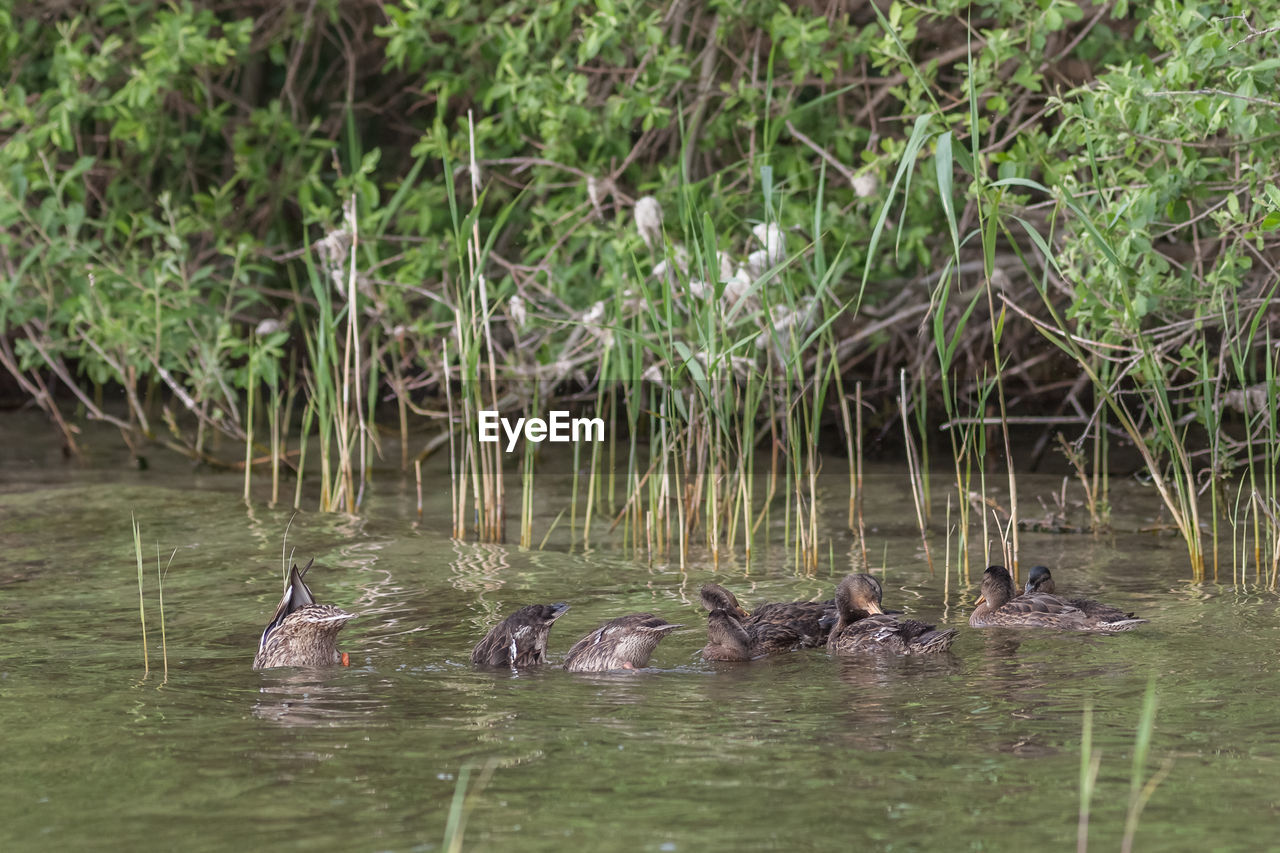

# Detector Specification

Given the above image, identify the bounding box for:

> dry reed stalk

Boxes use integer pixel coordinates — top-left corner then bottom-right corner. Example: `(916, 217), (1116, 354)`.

(443, 339), (461, 537)
(899, 370), (934, 572)
(992, 508), (1013, 571)
(855, 381), (867, 566)
(808, 462), (820, 571)
(943, 492), (952, 604)
(269, 387), (281, 506)
(569, 438), (581, 541)
(674, 434), (687, 571)
(132, 513), (148, 677)
(469, 113), (504, 541)
(243, 357), (255, 505)
(415, 457), (423, 517)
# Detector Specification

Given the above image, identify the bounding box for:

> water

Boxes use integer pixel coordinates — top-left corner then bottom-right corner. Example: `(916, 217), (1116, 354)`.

(2, 413), (1277, 851)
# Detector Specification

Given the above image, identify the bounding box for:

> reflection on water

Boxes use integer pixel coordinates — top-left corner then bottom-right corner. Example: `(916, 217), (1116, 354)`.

(0, 423), (1277, 851)
(252, 671), (388, 727)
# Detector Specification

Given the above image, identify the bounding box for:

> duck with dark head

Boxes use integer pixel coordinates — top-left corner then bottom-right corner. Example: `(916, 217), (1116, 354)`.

(1023, 565), (1137, 622)
(471, 603), (570, 668)
(254, 559), (356, 669)
(972, 565), (1145, 631)
(827, 573), (957, 655)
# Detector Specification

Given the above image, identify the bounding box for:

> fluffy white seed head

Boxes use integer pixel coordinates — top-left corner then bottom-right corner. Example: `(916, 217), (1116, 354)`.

(255, 318), (286, 337)
(751, 223), (785, 267)
(510, 294), (528, 328)
(852, 174), (878, 198)
(635, 196), (664, 250)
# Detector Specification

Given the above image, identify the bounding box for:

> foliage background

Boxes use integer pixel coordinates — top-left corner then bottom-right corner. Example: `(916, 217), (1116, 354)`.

(1, 0), (1277, 451)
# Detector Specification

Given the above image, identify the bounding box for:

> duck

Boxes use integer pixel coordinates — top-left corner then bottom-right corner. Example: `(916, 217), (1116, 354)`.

(253, 558), (356, 669)
(471, 602), (570, 668)
(562, 613), (682, 672)
(971, 565), (1145, 631)
(1023, 565), (1138, 621)
(700, 608), (810, 661)
(700, 582), (834, 647)
(827, 573), (957, 655)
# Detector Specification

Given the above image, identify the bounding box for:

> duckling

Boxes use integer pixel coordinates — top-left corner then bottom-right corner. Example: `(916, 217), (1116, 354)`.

(471, 603), (570, 668)
(827, 573), (957, 655)
(700, 608), (808, 661)
(972, 565), (1145, 631)
(700, 582), (834, 647)
(253, 559), (355, 669)
(562, 613), (682, 672)
(1023, 565), (1137, 621)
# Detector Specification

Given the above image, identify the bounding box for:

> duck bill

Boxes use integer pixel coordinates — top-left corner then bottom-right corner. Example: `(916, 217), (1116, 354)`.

(865, 601), (884, 616)
(974, 594), (986, 606)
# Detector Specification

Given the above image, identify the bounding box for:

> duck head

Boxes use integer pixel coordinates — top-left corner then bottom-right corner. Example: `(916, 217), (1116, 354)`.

(1024, 565), (1055, 595)
(977, 565), (1017, 612)
(833, 573), (884, 633)
(700, 583), (750, 619)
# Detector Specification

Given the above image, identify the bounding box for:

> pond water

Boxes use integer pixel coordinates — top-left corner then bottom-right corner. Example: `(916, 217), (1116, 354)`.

(2, 412), (1277, 851)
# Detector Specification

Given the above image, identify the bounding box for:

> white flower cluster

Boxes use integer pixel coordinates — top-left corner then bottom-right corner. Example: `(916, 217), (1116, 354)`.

(627, 196), (824, 380)
(636, 196), (794, 320)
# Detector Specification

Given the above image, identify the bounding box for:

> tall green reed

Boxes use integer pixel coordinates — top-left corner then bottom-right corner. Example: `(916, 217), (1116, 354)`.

(133, 513), (148, 676)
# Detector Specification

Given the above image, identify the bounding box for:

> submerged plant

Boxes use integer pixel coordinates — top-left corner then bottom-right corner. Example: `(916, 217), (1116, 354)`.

(1077, 678), (1173, 853)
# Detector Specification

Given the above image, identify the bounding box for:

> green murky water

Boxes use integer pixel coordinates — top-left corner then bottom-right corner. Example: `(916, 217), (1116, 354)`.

(2, 413), (1278, 851)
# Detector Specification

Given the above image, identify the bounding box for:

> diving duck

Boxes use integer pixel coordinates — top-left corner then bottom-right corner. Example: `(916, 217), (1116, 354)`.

(253, 558), (356, 669)
(700, 582), (834, 647)
(700, 608), (809, 661)
(471, 602), (570, 668)
(971, 565), (1145, 631)
(1023, 565), (1138, 621)
(562, 613), (682, 672)
(827, 573), (957, 655)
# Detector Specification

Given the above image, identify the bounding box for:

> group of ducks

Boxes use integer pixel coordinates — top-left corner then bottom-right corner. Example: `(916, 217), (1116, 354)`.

(252, 561), (1146, 671)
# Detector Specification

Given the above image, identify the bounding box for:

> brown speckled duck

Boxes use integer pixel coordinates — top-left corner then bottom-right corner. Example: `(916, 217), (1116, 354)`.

(827, 573), (957, 655)
(471, 603), (570, 668)
(700, 608), (809, 661)
(562, 613), (681, 672)
(253, 559), (355, 669)
(700, 582), (834, 648)
(1023, 565), (1138, 622)
(972, 565), (1145, 631)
